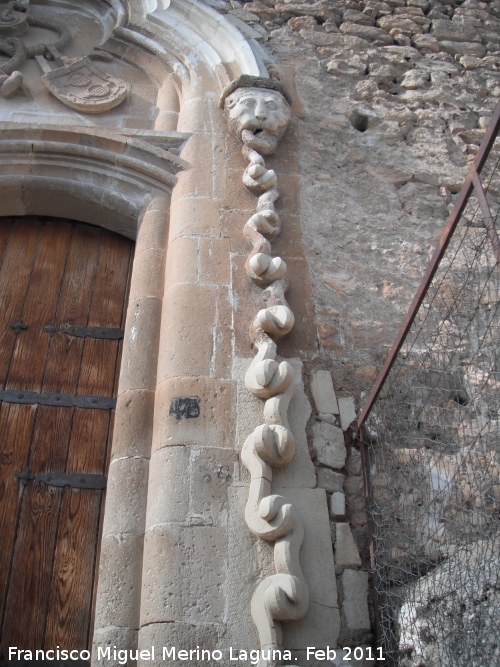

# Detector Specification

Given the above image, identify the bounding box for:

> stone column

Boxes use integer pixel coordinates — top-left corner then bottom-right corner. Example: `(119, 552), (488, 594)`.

(92, 195), (170, 657)
(137, 73), (237, 657)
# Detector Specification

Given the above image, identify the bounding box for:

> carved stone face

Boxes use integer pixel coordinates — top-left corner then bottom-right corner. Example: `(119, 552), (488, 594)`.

(225, 87), (291, 155)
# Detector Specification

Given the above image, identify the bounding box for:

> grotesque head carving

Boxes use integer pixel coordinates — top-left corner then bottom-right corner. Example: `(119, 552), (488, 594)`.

(224, 87), (291, 155)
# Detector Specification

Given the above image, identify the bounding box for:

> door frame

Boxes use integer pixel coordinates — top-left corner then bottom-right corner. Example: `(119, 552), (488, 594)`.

(0, 130), (186, 655)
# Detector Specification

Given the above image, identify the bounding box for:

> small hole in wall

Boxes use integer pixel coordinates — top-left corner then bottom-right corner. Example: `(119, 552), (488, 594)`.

(451, 390), (470, 407)
(350, 110), (369, 132)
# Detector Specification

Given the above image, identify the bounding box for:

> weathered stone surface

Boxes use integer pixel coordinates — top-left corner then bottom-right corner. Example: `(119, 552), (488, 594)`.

(438, 40), (486, 58)
(338, 396), (357, 431)
(94, 534), (143, 629)
(412, 33), (440, 52)
(364, 163), (412, 185)
(103, 457), (149, 537)
(275, 3), (330, 21)
(317, 468), (344, 493)
(377, 15), (422, 35)
(141, 525), (227, 624)
(335, 523), (362, 568)
(342, 569), (370, 631)
(313, 422), (347, 470)
(400, 69), (429, 89)
(340, 22), (394, 45)
(311, 369), (339, 415)
(327, 58), (367, 77)
(430, 19), (481, 43)
(300, 30), (345, 47)
(330, 492), (346, 518)
(152, 376), (235, 452)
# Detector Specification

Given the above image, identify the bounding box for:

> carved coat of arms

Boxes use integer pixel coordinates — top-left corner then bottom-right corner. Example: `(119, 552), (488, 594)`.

(36, 55), (128, 113)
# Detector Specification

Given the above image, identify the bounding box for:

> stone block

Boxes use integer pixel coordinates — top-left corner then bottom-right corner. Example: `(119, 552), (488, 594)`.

(338, 396), (357, 431)
(138, 622), (221, 666)
(165, 235), (199, 287)
(169, 196), (221, 240)
(111, 389), (155, 459)
(335, 523), (362, 568)
(318, 413), (338, 425)
(140, 525), (227, 624)
(341, 570), (370, 631)
(94, 533), (144, 630)
(340, 22), (394, 45)
(137, 200), (169, 251)
(283, 602), (341, 651)
(152, 376), (235, 452)
(189, 447), (238, 526)
(102, 457), (149, 537)
(438, 40), (486, 58)
(431, 19), (481, 43)
(310, 370), (339, 415)
(313, 422), (346, 470)
(145, 446), (190, 527)
(157, 283), (217, 380)
(128, 247), (166, 301)
(317, 468), (344, 493)
(0, 176), (27, 216)
(199, 236), (231, 285)
(92, 627), (138, 667)
(330, 492), (346, 518)
(345, 449), (362, 477)
(119, 296), (162, 393)
(213, 286), (232, 380)
(412, 33), (440, 52)
(275, 488), (340, 648)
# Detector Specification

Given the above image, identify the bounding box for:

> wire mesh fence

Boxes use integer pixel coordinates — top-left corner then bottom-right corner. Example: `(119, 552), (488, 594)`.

(359, 106), (500, 667)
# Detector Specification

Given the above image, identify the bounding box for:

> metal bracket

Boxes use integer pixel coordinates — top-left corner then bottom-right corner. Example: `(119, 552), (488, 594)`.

(43, 323), (124, 339)
(15, 466), (106, 489)
(0, 389), (116, 410)
(9, 320), (27, 334)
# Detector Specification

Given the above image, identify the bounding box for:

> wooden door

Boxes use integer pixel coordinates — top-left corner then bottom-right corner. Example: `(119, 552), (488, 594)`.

(0, 217), (133, 656)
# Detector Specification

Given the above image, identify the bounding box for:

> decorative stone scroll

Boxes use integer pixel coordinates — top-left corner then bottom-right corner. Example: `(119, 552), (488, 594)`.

(221, 76), (308, 666)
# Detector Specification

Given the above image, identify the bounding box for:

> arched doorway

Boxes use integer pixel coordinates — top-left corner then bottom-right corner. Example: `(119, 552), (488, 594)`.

(0, 216), (133, 653)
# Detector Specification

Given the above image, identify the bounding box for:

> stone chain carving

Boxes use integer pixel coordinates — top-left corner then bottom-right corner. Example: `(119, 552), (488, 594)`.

(222, 77), (308, 666)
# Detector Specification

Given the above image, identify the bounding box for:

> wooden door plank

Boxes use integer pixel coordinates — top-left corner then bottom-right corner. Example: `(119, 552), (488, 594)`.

(2, 406), (73, 649)
(0, 219), (42, 389)
(0, 403), (37, 628)
(7, 221), (73, 392)
(42, 224), (102, 394)
(78, 231), (132, 398)
(88, 230), (132, 328)
(44, 410), (110, 647)
(46, 231), (132, 647)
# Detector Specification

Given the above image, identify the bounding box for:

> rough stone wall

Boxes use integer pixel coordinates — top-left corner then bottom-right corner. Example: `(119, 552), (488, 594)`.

(205, 0), (496, 657)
